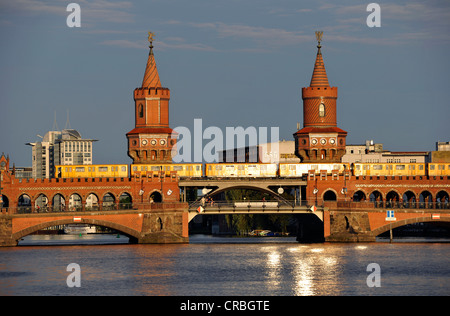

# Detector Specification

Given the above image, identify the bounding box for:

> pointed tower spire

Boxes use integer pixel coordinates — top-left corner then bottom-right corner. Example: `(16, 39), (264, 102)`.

(141, 31), (162, 89)
(293, 31), (347, 163)
(127, 32), (176, 164)
(309, 31), (330, 87)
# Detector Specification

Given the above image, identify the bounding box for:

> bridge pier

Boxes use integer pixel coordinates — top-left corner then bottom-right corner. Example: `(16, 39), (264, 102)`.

(324, 210), (376, 242)
(136, 210), (189, 244)
(0, 217), (18, 247)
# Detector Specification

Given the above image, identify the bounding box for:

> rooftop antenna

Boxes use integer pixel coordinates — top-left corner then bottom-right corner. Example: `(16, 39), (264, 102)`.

(52, 111), (59, 131)
(64, 109), (71, 130)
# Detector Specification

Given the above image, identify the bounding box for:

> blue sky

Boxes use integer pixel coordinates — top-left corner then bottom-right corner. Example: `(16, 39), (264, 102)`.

(0, 0), (449, 166)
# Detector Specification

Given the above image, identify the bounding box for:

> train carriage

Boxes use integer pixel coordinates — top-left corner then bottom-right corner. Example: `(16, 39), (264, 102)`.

(56, 164), (129, 178)
(428, 163), (450, 177)
(352, 163), (426, 177)
(279, 163), (349, 177)
(205, 163), (278, 178)
(130, 164), (203, 178)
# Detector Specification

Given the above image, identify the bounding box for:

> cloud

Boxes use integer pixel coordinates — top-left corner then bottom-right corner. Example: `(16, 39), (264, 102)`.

(100, 39), (144, 49)
(188, 21), (311, 47)
(100, 37), (218, 52)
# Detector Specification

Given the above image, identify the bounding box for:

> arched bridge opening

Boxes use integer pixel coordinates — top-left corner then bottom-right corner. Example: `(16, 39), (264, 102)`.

(372, 217), (450, 239)
(12, 219), (141, 244)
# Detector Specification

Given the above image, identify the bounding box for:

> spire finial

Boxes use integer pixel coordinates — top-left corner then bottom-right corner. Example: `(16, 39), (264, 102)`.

(315, 31), (323, 49)
(148, 31), (155, 53)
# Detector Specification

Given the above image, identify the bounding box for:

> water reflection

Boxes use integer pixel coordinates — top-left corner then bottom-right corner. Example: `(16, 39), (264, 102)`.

(292, 246), (341, 296)
(265, 248), (282, 292)
(1, 235), (449, 296)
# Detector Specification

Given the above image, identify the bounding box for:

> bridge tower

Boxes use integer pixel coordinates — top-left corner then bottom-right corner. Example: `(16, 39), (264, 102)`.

(127, 32), (177, 164)
(294, 32), (347, 163)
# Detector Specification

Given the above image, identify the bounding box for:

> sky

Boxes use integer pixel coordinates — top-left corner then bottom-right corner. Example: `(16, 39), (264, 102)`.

(0, 0), (449, 166)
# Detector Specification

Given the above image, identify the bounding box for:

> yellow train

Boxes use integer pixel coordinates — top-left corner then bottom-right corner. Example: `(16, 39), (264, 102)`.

(352, 163), (426, 177)
(55, 162), (450, 179)
(130, 164), (203, 178)
(279, 163), (349, 177)
(56, 165), (129, 178)
(205, 163), (278, 178)
(428, 163), (450, 176)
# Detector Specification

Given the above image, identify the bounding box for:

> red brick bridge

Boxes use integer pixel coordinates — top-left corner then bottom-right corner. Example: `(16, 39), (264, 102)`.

(1, 169), (449, 245)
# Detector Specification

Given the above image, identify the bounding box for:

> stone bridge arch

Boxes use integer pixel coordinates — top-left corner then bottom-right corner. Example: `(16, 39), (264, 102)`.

(371, 217), (450, 238)
(11, 218), (141, 243)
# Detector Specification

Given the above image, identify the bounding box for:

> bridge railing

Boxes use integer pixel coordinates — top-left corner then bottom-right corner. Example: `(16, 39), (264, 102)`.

(330, 200), (450, 211)
(0, 203), (135, 215)
(188, 199), (317, 211)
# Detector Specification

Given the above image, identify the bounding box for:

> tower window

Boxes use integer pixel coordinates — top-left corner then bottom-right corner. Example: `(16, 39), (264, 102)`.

(319, 103), (325, 117)
(138, 104), (144, 118)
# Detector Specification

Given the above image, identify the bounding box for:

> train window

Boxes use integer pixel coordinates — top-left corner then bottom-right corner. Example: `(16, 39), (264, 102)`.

(98, 167), (108, 172)
(196, 166), (201, 171)
(151, 166), (160, 171)
(364, 165), (370, 170)
(419, 165), (424, 170)
(409, 165), (415, 170)
(355, 165), (361, 170)
(373, 165), (383, 170)
(121, 166), (127, 172)
(133, 166), (138, 171)
(311, 165), (318, 170)
(238, 165), (245, 170)
(208, 165), (212, 171)
(438, 165), (445, 170)
(65, 167), (69, 172)
(430, 165), (435, 170)
(216, 165), (222, 170)
(173, 166), (183, 171)
(396, 165), (405, 170)
(289, 165), (296, 170)
(260, 165), (267, 171)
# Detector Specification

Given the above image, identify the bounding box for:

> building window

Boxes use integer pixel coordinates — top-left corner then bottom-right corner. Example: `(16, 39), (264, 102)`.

(139, 104), (144, 118)
(319, 103), (325, 117)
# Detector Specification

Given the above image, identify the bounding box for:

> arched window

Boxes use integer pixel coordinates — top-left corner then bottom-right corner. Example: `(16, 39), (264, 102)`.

(138, 104), (144, 118)
(319, 103), (325, 117)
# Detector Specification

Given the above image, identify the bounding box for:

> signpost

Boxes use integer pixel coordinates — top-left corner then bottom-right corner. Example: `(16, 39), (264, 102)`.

(385, 210), (396, 243)
(385, 210), (396, 221)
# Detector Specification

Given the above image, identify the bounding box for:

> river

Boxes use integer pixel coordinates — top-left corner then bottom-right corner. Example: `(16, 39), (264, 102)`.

(0, 234), (449, 296)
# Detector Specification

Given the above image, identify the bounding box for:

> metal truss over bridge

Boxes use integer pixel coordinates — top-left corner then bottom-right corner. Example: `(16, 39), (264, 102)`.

(179, 177), (307, 204)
